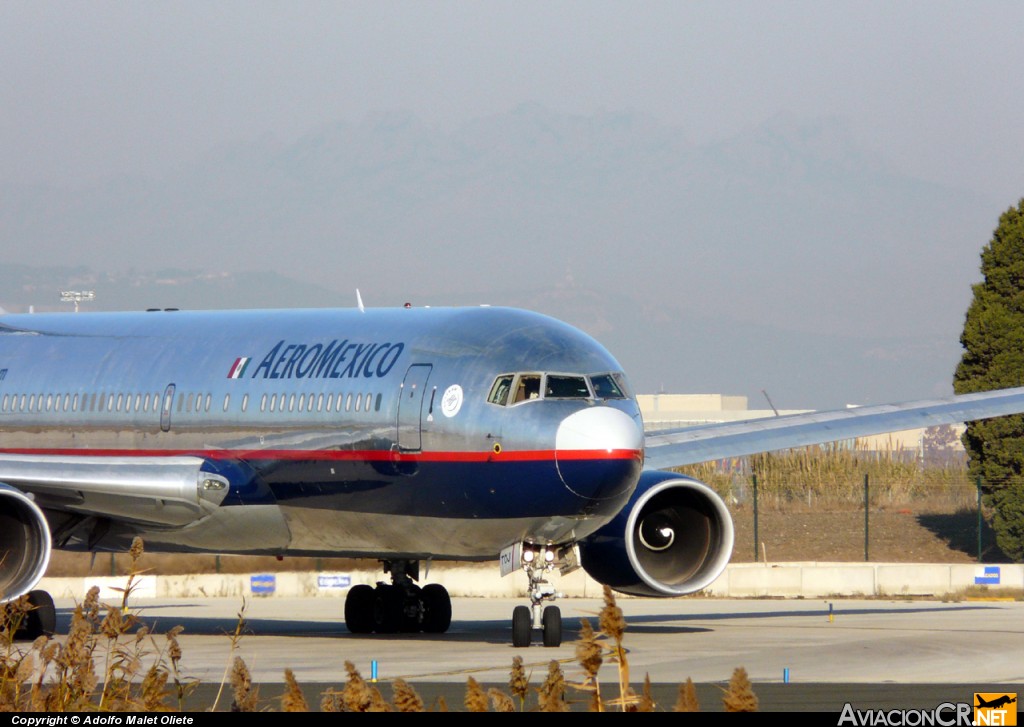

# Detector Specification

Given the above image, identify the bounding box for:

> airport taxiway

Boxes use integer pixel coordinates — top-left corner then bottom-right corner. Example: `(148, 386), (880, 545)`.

(48, 595), (1024, 690)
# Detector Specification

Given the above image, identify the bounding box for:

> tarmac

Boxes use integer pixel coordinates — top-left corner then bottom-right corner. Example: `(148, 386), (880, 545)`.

(40, 595), (1024, 712)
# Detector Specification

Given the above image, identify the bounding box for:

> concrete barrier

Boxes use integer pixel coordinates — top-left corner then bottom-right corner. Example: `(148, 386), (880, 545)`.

(34, 562), (1023, 602)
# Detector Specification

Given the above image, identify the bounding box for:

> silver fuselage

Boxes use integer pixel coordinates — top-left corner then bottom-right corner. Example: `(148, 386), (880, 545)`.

(0, 306), (645, 560)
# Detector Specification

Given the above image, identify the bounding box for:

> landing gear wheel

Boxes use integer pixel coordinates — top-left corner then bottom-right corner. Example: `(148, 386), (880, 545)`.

(542, 605), (562, 648)
(512, 605), (532, 648)
(344, 584), (375, 634)
(421, 584), (452, 633)
(373, 584), (404, 633)
(399, 585), (423, 633)
(17, 590), (56, 640)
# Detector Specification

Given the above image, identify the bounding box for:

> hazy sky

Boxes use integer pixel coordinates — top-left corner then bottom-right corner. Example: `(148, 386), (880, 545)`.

(3, 1), (1023, 201)
(3, 2), (1024, 407)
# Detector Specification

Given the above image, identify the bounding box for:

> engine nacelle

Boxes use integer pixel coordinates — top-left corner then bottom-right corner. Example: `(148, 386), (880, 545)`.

(578, 471), (734, 597)
(0, 483), (52, 603)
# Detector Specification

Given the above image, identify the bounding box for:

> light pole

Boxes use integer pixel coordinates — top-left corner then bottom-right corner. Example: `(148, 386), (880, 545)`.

(60, 290), (95, 313)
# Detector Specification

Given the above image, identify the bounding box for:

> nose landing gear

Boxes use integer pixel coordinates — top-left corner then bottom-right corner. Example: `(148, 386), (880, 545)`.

(508, 543), (576, 647)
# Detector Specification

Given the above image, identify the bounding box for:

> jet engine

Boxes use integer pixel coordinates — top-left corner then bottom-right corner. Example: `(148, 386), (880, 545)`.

(578, 471), (734, 597)
(0, 483), (52, 602)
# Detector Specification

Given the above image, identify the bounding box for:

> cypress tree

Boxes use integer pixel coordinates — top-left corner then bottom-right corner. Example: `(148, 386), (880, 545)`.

(954, 198), (1024, 561)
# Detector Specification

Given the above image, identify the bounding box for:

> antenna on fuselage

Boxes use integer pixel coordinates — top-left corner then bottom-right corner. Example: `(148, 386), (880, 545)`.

(356, 289), (365, 313)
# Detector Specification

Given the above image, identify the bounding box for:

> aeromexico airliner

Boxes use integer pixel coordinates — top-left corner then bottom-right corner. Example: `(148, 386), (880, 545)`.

(3, 305), (1024, 646)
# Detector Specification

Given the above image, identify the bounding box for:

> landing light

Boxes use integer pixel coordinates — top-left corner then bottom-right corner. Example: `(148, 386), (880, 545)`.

(523, 550), (535, 563)
(544, 549), (555, 563)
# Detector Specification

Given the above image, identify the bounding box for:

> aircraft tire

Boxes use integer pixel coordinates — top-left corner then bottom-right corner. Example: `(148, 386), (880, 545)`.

(344, 584), (376, 634)
(511, 605), (532, 648)
(373, 585), (404, 633)
(542, 605), (562, 648)
(17, 590), (56, 640)
(421, 584), (452, 633)
(396, 585), (421, 633)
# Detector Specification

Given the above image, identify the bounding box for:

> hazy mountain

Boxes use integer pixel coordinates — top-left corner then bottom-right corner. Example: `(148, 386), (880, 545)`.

(0, 264), (961, 411)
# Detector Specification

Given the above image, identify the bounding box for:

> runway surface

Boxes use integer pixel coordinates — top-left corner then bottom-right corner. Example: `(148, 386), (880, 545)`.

(47, 596), (1024, 711)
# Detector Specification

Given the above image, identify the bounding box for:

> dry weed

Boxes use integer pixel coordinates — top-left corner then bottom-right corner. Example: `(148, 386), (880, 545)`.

(675, 677), (700, 712)
(722, 666), (758, 712)
(488, 687), (515, 713)
(342, 660), (373, 712)
(281, 668), (309, 712)
(538, 659), (569, 712)
(464, 676), (488, 712)
(509, 654), (529, 710)
(229, 656), (259, 712)
(574, 617), (603, 711)
(391, 678), (425, 712)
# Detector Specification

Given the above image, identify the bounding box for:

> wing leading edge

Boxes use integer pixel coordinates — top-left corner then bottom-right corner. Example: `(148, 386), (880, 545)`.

(642, 386), (1024, 470)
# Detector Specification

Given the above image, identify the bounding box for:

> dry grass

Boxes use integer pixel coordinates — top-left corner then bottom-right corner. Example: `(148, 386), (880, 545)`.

(677, 443), (977, 512)
(1, 556), (754, 712)
(1, 537), (199, 712)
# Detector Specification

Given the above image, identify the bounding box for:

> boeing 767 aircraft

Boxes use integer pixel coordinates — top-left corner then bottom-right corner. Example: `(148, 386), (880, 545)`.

(2, 305), (1023, 646)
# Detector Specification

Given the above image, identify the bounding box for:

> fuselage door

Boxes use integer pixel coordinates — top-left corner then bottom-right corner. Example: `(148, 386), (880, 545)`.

(397, 364), (432, 451)
(160, 383), (175, 432)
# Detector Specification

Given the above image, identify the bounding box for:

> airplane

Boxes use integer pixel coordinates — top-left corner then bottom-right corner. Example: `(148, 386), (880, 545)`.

(976, 695), (1017, 709)
(3, 304), (1024, 647)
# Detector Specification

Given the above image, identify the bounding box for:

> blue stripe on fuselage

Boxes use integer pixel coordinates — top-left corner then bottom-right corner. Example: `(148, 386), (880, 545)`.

(235, 457), (637, 521)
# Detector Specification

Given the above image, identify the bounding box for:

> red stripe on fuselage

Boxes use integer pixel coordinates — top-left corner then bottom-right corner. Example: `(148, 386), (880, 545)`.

(0, 447), (643, 463)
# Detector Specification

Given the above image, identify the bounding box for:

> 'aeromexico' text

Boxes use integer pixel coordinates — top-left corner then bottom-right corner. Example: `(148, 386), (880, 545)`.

(252, 340), (405, 380)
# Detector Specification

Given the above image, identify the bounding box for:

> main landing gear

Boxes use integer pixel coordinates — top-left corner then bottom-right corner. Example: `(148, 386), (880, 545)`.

(13, 589), (57, 641)
(509, 544), (571, 648)
(344, 560), (452, 635)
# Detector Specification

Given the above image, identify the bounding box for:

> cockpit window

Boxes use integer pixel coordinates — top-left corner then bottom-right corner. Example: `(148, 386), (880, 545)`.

(545, 375), (590, 399)
(512, 375), (542, 403)
(488, 375), (514, 406)
(590, 373), (627, 399)
(488, 371), (631, 406)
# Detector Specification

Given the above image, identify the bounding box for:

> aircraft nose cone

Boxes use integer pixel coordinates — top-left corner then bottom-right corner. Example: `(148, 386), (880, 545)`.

(555, 406), (644, 501)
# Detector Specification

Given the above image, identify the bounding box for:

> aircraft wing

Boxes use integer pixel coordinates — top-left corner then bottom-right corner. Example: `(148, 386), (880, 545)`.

(642, 386), (1024, 470)
(0, 454), (230, 528)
